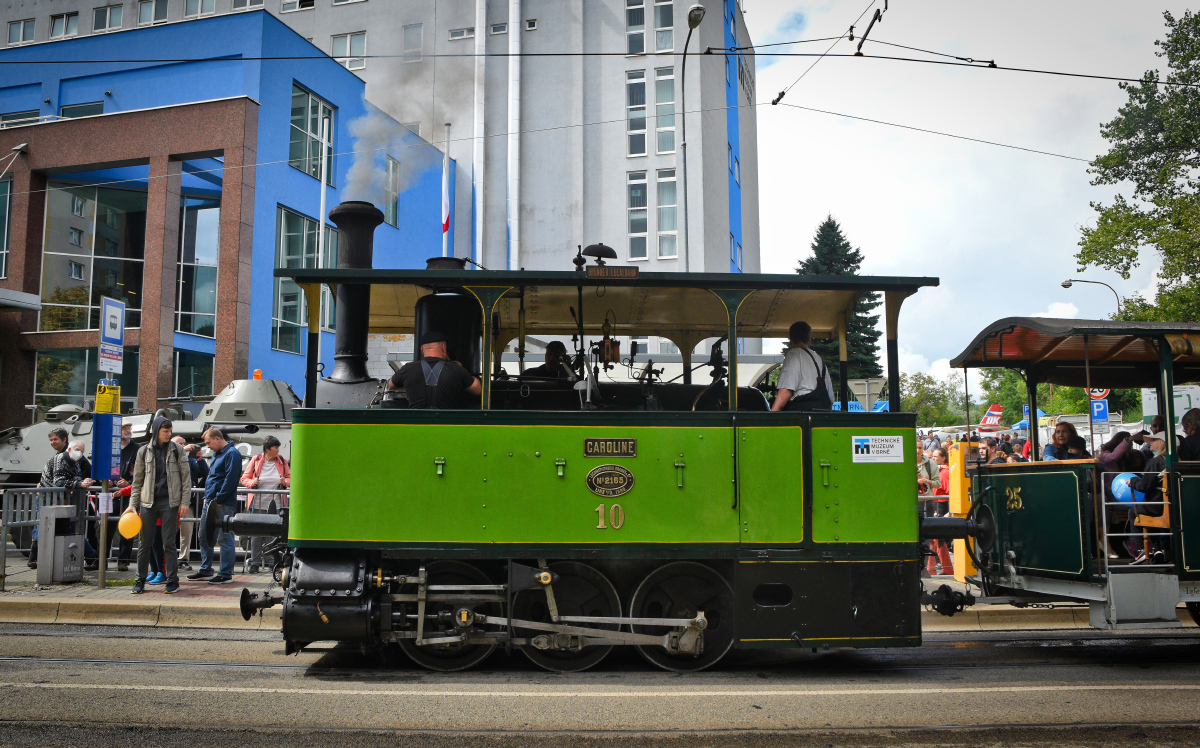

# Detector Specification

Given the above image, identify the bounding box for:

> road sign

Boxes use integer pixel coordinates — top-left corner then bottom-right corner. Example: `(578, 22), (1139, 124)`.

(90, 414), (123, 482)
(1091, 399), (1110, 424)
(1023, 403), (1030, 418)
(98, 297), (125, 374)
(1089, 388), (1110, 400)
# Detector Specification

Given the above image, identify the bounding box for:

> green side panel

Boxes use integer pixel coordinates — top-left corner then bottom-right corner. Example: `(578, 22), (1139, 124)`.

(1179, 473), (1200, 577)
(810, 427), (917, 543)
(738, 426), (804, 543)
(980, 469), (1087, 578)
(289, 423), (738, 546)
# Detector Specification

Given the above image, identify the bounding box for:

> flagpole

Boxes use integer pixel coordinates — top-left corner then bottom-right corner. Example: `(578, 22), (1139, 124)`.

(442, 122), (451, 258)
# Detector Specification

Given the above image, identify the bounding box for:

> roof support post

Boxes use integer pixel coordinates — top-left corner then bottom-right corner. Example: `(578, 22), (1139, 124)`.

(1026, 369), (1039, 461)
(884, 291), (912, 413)
(709, 289), (756, 411)
(1160, 336), (1178, 465)
(838, 310), (850, 411)
(464, 286), (513, 410)
(298, 282), (323, 408)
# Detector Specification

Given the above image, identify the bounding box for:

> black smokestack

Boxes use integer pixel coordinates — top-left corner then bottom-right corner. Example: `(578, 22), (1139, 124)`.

(328, 201), (384, 383)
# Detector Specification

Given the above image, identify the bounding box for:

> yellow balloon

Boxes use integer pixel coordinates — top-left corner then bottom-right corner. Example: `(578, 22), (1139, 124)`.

(118, 512), (142, 540)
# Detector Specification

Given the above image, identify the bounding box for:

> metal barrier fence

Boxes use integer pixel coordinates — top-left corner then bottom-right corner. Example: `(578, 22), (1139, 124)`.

(2, 485), (290, 589)
(1099, 471), (1173, 573)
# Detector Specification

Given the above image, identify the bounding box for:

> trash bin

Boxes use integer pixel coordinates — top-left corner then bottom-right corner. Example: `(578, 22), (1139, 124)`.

(36, 505), (83, 585)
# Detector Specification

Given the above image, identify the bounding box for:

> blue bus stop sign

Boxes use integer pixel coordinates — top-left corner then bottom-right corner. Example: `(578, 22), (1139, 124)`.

(1091, 399), (1109, 424)
(91, 414), (123, 482)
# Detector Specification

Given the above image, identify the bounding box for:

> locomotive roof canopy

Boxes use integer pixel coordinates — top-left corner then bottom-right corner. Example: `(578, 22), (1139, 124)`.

(949, 317), (1200, 387)
(276, 268), (938, 342)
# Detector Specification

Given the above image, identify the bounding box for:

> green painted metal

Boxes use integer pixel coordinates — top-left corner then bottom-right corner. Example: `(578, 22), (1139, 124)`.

(978, 466), (1091, 579)
(1179, 473), (1200, 577)
(290, 422), (739, 547)
(738, 426), (804, 543)
(810, 427), (917, 543)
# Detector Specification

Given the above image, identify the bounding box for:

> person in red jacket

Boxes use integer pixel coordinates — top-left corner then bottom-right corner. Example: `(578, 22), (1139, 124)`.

(240, 436), (290, 574)
(927, 448), (954, 576)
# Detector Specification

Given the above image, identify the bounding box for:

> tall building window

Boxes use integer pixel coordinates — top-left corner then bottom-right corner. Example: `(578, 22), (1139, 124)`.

(93, 5), (123, 31)
(282, 0), (315, 11)
(656, 169), (677, 259)
(176, 196), (219, 338)
(61, 103), (104, 118)
(0, 178), (10, 278)
(626, 71), (646, 157)
(1, 110), (39, 127)
(490, 23), (507, 34)
(384, 156), (401, 227)
(728, 144), (734, 173)
(51, 13), (79, 38)
(173, 350), (213, 397)
(449, 27), (474, 40)
(734, 157), (740, 185)
(627, 171), (647, 261)
(138, 1), (168, 25)
(654, 0), (673, 51)
(729, 233), (738, 269)
(735, 242), (743, 271)
(332, 32), (366, 69)
(321, 229), (337, 331)
(39, 183), (145, 332)
(35, 347), (139, 410)
(289, 85), (334, 184)
(272, 208), (337, 352)
(184, 0), (214, 16)
(8, 19), (34, 45)
(654, 67), (675, 153)
(626, 0), (644, 54)
(232, 0), (263, 8)
(403, 23), (423, 62)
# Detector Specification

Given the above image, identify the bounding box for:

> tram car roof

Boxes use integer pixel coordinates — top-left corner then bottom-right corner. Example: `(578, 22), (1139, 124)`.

(276, 268), (938, 342)
(950, 317), (1200, 387)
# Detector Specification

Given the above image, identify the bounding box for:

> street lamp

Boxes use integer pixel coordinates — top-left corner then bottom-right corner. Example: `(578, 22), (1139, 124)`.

(678, 3), (705, 274)
(1061, 278), (1121, 316)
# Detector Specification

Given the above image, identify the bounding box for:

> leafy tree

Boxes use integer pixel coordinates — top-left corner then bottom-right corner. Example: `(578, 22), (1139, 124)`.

(796, 216), (882, 390)
(979, 368), (1142, 425)
(1076, 10), (1200, 321)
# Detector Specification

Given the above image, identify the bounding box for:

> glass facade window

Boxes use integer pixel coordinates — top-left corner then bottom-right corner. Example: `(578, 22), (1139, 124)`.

(332, 32), (366, 70)
(626, 0), (644, 54)
(138, 1), (166, 25)
(627, 171), (647, 260)
(40, 183), (145, 332)
(176, 197), (219, 338)
(0, 178), (9, 278)
(289, 85), (334, 184)
(1, 110), (39, 127)
(272, 207), (336, 352)
(403, 24), (423, 62)
(232, 0), (264, 8)
(660, 339), (679, 354)
(173, 350), (213, 397)
(321, 228), (338, 331)
(51, 13), (79, 37)
(384, 156), (400, 227)
(654, 0), (673, 51)
(655, 67), (675, 153)
(627, 71), (646, 157)
(184, 0), (214, 16)
(34, 347), (139, 410)
(656, 169), (677, 259)
(61, 102), (103, 118)
(282, 0), (315, 10)
(449, 28), (474, 40)
(8, 19), (34, 45)
(93, 5), (122, 31)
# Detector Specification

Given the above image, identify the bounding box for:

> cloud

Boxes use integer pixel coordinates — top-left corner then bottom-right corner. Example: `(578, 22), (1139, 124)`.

(755, 5), (809, 70)
(1031, 302), (1080, 318)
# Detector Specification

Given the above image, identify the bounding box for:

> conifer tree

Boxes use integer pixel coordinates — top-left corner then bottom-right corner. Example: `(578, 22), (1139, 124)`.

(796, 216), (883, 390)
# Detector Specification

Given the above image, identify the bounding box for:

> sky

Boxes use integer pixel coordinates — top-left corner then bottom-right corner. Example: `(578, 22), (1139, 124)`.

(741, 0), (1187, 384)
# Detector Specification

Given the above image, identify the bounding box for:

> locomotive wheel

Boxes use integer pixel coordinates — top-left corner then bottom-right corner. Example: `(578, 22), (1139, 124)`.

(628, 562), (734, 672)
(513, 562), (622, 672)
(398, 561), (498, 672)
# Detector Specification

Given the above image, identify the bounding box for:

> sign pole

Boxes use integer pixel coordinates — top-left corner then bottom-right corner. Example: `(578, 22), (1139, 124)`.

(94, 298), (124, 589)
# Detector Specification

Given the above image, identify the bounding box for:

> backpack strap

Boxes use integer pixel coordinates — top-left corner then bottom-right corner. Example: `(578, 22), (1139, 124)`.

(800, 347), (827, 393)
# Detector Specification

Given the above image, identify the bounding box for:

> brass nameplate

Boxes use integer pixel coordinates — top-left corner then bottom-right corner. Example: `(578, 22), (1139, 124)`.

(584, 438), (637, 458)
(586, 265), (638, 279)
(586, 464), (635, 498)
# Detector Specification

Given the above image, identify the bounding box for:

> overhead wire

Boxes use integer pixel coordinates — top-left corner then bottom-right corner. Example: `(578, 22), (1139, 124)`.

(770, 0), (880, 104)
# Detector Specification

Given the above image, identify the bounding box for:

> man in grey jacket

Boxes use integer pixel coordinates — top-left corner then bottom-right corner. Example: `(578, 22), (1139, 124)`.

(125, 416), (190, 594)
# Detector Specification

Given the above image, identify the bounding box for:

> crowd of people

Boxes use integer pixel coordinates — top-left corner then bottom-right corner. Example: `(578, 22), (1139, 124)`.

(30, 417), (291, 594)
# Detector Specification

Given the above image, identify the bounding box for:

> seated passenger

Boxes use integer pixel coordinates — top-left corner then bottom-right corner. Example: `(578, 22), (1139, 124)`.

(1043, 422), (1077, 461)
(388, 331), (482, 409)
(770, 321), (834, 412)
(521, 340), (575, 380)
(1129, 430), (1170, 564)
(1066, 435), (1091, 459)
(1179, 408), (1200, 461)
(979, 437), (1006, 465)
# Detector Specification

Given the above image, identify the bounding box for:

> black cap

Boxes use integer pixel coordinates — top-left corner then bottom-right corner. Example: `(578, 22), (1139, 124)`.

(546, 340), (567, 354)
(421, 331), (447, 346)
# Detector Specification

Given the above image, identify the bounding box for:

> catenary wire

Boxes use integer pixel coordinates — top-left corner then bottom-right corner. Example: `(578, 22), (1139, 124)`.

(4, 98), (1089, 199)
(773, 0), (879, 102)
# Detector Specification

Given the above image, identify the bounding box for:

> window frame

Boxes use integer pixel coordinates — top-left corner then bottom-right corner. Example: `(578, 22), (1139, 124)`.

(281, 0), (315, 12)
(1, 110), (39, 127)
(655, 168), (677, 259)
(490, 22), (508, 34)
(289, 84), (335, 185)
(402, 23), (423, 62)
(93, 5), (123, 32)
(448, 27), (474, 40)
(626, 70), (647, 157)
(653, 0), (673, 52)
(272, 206), (337, 351)
(525, 18), (537, 30)
(627, 171), (648, 262)
(51, 13), (79, 38)
(232, 0), (265, 9)
(331, 31), (366, 70)
(384, 156), (401, 228)
(654, 66), (675, 154)
(626, 0), (645, 55)
(61, 102), (104, 118)
(0, 177), (10, 278)
(173, 349), (215, 398)
(8, 19), (35, 45)
(175, 195), (220, 339)
(138, 0), (169, 25)
(183, 0), (215, 17)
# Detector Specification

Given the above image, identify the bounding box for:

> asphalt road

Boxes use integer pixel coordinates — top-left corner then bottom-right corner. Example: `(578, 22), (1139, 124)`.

(1, 624), (1199, 747)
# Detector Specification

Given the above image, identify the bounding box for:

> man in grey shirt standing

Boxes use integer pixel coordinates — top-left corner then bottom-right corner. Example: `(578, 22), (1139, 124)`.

(771, 321), (835, 412)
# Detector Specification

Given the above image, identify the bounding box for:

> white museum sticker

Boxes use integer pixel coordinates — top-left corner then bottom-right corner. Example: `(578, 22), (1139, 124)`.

(851, 435), (904, 463)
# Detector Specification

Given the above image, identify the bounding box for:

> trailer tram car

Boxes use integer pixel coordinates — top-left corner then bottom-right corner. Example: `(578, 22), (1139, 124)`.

(235, 201), (972, 672)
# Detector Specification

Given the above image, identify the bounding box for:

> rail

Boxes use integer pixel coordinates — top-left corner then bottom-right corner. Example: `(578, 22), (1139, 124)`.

(1098, 471), (1173, 574)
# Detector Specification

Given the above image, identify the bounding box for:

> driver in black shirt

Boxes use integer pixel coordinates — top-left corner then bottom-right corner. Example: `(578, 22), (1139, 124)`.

(389, 331), (481, 409)
(521, 340), (575, 379)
